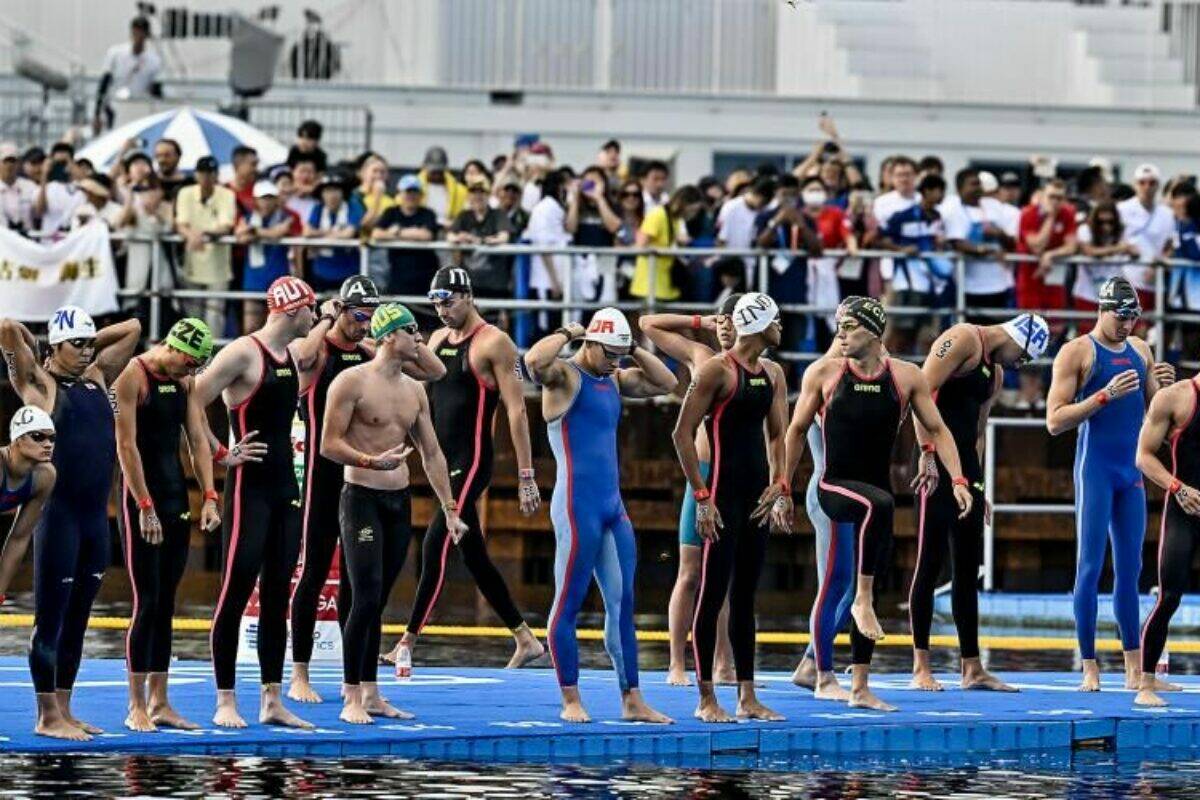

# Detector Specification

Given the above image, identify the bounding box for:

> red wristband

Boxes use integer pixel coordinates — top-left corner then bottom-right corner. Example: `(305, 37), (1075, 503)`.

(203, 489), (219, 503)
(952, 476), (969, 487)
(921, 443), (936, 453)
(693, 488), (711, 502)
(358, 453), (373, 469)
(213, 443), (229, 462)
(137, 496), (154, 511)
(1169, 479), (1182, 494)
(1095, 390), (1110, 407)
(691, 315), (701, 330)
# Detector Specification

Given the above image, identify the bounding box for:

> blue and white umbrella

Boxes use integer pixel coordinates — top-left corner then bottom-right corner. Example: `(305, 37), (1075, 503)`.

(77, 106), (288, 179)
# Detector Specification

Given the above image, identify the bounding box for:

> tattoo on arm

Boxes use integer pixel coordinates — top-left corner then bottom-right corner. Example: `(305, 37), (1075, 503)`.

(934, 338), (953, 360)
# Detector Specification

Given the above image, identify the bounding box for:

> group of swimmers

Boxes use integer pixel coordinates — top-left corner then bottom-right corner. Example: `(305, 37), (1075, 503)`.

(0, 268), (1194, 738)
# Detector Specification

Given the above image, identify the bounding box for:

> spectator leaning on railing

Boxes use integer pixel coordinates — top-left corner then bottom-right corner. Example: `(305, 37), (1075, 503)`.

(236, 180), (301, 332)
(1170, 182), (1200, 355)
(717, 175), (773, 286)
(36, 144), (83, 239)
(940, 167), (1016, 323)
(174, 156), (236, 336)
(754, 175), (825, 359)
(303, 174), (363, 291)
(119, 174), (173, 312)
(70, 176), (123, 231)
(0, 142), (37, 235)
(632, 184), (706, 304)
(447, 176), (514, 299)
(566, 166), (623, 304)
(419, 146), (466, 228)
(371, 173), (440, 296)
(287, 152), (322, 224)
(877, 172), (947, 354)
(1118, 163), (1175, 312)
(1074, 200), (1139, 335)
(154, 138), (190, 202)
(525, 169), (573, 330)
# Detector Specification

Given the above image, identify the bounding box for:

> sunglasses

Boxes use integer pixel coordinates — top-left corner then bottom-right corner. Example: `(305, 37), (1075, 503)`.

(620, 191), (641, 198)
(396, 323), (420, 336)
(28, 431), (55, 444)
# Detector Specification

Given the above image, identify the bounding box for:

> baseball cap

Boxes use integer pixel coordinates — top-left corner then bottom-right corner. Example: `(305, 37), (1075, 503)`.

(266, 276), (316, 314)
(9, 405), (54, 443)
(583, 307), (633, 350)
(47, 305), (96, 345)
(999, 171), (1022, 187)
(398, 174), (422, 192)
(733, 293), (781, 335)
(979, 171), (998, 193)
(194, 156), (219, 173)
(422, 146), (449, 170)
(252, 180), (279, 198)
(1134, 163), (1161, 183)
(1001, 313), (1051, 361)
(0, 142), (19, 161)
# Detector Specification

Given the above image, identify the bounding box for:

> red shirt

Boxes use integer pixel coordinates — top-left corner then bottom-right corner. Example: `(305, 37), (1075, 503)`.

(807, 206), (851, 249)
(1017, 203), (1077, 254)
(227, 180), (256, 217)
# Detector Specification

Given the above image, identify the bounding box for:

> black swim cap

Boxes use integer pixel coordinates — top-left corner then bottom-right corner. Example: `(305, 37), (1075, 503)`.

(339, 275), (381, 308)
(1097, 276), (1140, 316)
(430, 266), (473, 296)
(843, 296), (887, 337)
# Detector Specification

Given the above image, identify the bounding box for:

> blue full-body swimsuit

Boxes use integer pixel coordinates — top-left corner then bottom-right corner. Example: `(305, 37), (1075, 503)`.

(1073, 336), (1147, 659)
(546, 363), (640, 691)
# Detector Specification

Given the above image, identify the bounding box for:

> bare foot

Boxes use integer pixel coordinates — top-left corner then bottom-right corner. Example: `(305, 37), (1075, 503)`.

(287, 678), (323, 704)
(213, 704), (247, 729)
(505, 637), (545, 669)
(62, 713), (103, 735)
(694, 696), (736, 723)
(149, 703), (199, 730)
(848, 687), (897, 712)
(713, 666), (738, 686)
(124, 707), (157, 732)
(666, 666), (692, 686)
(737, 698), (785, 721)
(1134, 688), (1168, 707)
(962, 670), (1017, 692)
(910, 669), (944, 691)
(1150, 676), (1183, 692)
(260, 701), (314, 729)
(36, 718), (91, 741)
(1079, 662), (1101, 692)
(814, 673), (850, 702)
(791, 658), (817, 690)
(339, 701), (374, 725)
(560, 698), (592, 723)
(363, 695), (414, 720)
(621, 693), (673, 724)
(850, 599), (885, 641)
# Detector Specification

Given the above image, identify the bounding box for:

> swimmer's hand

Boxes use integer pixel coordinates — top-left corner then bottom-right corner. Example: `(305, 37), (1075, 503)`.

(1153, 361), (1176, 387)
(768, 495), (794, 534)
(200, 498), (221, 532)
(750, 482), (786, 523)
(446, 510), (469, 544)
(139, 507), (163, 545)
(372, 443), (414, 471)
(221, 431), (269, 467)
(911, 451), (939, 496)
(696, 498), (723, 541)
(952, 483), (973, 519)
(1175, 484), (1200, 516)
(1103, 369), (1141, 402)
(518, 475), (541, 515)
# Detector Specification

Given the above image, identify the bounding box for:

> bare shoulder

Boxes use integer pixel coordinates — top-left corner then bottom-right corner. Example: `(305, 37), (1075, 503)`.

(1055, 334), (1089, 363)
(329, 362), (367, 393)
(478, 324), (518, 360)
(33, 462), (56, 491)
(803, 355), (841, 388)
(1128, 335), (1155, 363)
(891, 357), (924, 382)
(1155, 376), (1195, 410)
(425, 327), (450, 350)
(760, 357), (787, 385)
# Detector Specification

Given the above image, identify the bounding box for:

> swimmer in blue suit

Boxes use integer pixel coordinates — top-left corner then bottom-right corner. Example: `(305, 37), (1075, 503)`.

(524, 307), (677, 724)
(1046, 276), (1176, 691)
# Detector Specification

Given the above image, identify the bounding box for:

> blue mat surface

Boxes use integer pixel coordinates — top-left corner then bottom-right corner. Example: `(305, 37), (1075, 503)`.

(935, 592), (1200, 628)
(2, 658), (1200, 763)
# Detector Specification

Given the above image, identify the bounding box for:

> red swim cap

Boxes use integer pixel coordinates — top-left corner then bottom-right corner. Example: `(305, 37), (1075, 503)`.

(266, 276), (316, 314)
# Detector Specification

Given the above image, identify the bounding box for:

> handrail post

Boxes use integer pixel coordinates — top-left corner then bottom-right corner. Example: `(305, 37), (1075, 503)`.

(647, 253), (658, 314)
(1155, 259), (1166, 363)
(757, 251), (768, 294)
(561, 248), (573, 327)
(149, 232), (161, 341)
(984, 418), (996, 592)
(955, 253), (966, 325)
(360, 237), (370, 278)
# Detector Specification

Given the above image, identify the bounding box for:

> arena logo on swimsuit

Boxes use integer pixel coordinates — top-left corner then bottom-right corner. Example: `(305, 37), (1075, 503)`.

(158, 384), (177, 394)
(853, 383), (882, 393)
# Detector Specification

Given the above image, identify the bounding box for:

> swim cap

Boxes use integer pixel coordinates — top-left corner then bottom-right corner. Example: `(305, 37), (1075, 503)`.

(1097, 276), (1141, 317)
(733, 293), (780, 335)
(339, 275), (381, 308)
(9, 405), (54, 442)
(371, 303), (418, 340)
(717, 292), (744, 317)
(47, 305), (96, 345)
(266, 276), (316, 314)
(1001, 313), (1051, 361)
(583, 307), (633, 349)
(429, 266), (473, 299)
(164, 318), (213, 362)
(842, 296), (887, 337)
(835, 295), (864, 324)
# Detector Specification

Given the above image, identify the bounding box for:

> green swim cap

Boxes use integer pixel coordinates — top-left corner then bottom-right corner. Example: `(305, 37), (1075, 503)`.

(371, 303), (418, 341)
(165, 317), (214, 361)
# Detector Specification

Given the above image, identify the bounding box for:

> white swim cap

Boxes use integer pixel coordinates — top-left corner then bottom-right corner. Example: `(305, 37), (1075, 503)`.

(733, 293), (780, 335)
(583, 307), (633, 350)
(9, 405), (54, 442)
(47, 305), (96, 345)
(1001, 313), (1051, 361)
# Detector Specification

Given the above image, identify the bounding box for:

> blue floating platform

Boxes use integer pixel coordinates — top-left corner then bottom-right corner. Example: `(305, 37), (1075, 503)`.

(1, 658), (1200, 765)
(934, 592), (1200, 629)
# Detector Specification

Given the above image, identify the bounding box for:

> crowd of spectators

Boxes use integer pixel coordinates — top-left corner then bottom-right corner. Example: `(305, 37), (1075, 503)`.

(7, 110), (1200, 402)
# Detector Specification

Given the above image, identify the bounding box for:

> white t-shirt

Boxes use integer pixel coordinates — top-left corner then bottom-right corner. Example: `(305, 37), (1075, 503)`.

(70, 201), (124, 231)
(39, 182), (85, 236)
(1072, 223), (1126, 303)
(873, 190), (918, 282)
(102, 42), (163, 99)
(525, 197), (571, 292)
(1117, 197), (1174, 292)
(0, 176), (37, 232)
(521, 182), (542, 213)
(938, 195), (1014, 295)
(716, 195), (761, 282)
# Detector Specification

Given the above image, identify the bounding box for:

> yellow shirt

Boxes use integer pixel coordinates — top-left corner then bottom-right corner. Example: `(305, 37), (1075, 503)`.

(631, 205), (681, 300)
(175, 184), (236, 285)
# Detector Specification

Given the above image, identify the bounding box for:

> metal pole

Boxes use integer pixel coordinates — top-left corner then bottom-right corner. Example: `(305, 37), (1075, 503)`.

(955, 254), (966, 325)
(149, 233), (161, 341)
(1155, 259), (1166, 363)
(359, 238), (370, 278)
(983, 419), (996, 592)
(757, 252), (768, 294)
(562, 250), (573, 327)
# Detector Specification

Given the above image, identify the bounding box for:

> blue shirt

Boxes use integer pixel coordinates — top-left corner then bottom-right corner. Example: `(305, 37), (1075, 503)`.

(307, 198), (364, 284)
(884, 203), (951, 289)
(241, 208), (297, 290)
